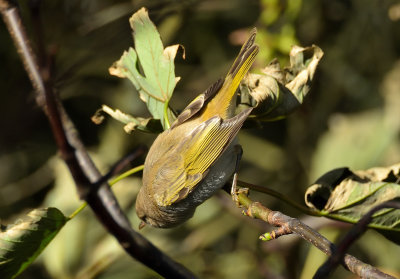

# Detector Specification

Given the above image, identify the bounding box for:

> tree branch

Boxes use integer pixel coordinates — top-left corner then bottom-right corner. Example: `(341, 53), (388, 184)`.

(0, 1), (195, 278)
(237, 193), (396, 279)
(314, 200), (400, 279)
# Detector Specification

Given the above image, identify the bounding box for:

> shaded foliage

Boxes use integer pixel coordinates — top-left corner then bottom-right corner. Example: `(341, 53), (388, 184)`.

(1, 0), (400, 278)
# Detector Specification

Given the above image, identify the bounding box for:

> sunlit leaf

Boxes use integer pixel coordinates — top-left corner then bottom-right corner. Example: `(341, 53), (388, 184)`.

(108, 7), (180, 130)
(0, 208), (68, 278)
(239, 45), (323, 121)
(92, 105), (163, 133)
(305, 164), (400, 243)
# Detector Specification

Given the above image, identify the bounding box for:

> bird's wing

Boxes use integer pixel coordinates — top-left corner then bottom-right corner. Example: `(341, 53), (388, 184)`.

(154, 108), (252, 206)
(170, 78), (223, 129)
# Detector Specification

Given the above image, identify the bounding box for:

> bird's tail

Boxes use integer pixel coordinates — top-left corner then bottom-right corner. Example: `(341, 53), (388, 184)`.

(203, 28), (259, 119)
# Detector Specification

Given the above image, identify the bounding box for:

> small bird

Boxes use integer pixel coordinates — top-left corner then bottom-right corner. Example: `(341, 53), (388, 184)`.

(135, 29), (259, 228)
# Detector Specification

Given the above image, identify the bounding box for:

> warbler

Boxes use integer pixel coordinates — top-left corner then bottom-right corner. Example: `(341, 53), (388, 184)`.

(135, 29), (259, 228)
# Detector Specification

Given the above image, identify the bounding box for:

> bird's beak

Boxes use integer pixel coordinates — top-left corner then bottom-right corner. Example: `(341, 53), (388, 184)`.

(139, 221), (146, 230)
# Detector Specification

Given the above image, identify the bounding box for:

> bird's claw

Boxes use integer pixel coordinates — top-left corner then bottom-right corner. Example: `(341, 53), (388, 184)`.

(230, 172), (249, 207)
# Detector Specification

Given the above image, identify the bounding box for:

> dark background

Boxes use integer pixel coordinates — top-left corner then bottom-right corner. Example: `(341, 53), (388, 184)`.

(1, 0), (400, 278)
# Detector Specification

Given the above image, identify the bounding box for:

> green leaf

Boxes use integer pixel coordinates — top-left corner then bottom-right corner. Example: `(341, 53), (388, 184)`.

(0, 208), (68, 278)
(109, 7), (179, 130)
(305, 164), (400, 243)
(239, 45), (323, 121)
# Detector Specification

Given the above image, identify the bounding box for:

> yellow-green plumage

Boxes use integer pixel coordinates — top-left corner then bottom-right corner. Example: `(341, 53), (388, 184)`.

(136, 29), (259, 228)
(201, 31), (258, 120)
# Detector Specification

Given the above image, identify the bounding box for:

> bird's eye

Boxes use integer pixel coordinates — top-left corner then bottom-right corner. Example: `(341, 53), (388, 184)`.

(137, 213), (145, 221)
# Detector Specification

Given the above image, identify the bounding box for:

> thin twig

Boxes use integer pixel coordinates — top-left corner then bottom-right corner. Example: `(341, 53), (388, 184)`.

(314, 200), (400, 279)
(238, 193), (396, 279)
(0, 1), (196, 278)
(237, 180), (319, 216)
(96, 147), (147, 186)
(69, 164), (145, 220)
(0, 0), (45, 103)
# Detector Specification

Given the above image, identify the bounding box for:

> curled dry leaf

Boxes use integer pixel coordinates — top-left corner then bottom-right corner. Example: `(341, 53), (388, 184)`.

(239, 45), (323, 121)
(92, 105), (163, 133)
(305, 164), (400, 243)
